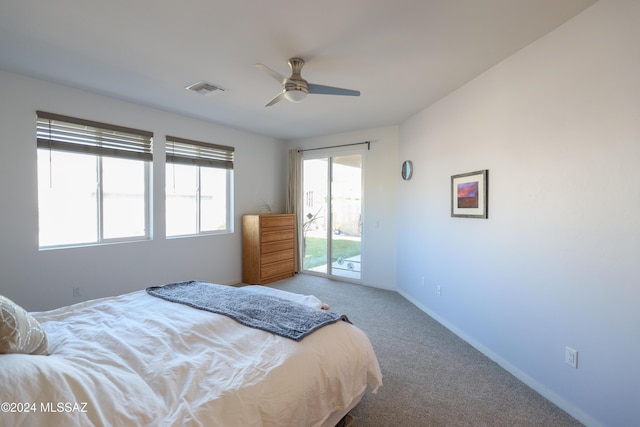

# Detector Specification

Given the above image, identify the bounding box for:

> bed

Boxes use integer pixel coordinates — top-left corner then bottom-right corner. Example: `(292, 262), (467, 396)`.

(0, 282), (382, 426)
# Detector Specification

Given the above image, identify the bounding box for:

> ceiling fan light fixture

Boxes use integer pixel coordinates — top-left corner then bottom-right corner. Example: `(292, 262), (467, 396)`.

(284, 89), (307, 103)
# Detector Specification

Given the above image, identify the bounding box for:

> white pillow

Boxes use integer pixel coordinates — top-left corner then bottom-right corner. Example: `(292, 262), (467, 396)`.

(0, 295), (48, 355)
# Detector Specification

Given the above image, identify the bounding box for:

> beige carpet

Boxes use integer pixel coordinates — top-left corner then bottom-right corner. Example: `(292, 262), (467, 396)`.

(266, 274), (582, 427)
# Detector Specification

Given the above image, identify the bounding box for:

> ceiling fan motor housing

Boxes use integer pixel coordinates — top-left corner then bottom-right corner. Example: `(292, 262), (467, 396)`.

(284, 58), (309, 102)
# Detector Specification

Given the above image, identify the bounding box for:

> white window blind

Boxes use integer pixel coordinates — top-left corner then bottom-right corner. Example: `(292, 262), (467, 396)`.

(165, 135), (234, 169)
(36, 111), (153, 161)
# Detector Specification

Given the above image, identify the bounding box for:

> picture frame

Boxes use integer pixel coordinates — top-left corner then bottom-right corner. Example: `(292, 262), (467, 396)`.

(451, 169), (488, 219)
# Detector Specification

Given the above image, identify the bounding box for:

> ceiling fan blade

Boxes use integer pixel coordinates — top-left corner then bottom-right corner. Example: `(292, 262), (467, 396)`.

(255, 64), (288, 84)
(265, 92), (285, 107)
(308, 83), (360, 97)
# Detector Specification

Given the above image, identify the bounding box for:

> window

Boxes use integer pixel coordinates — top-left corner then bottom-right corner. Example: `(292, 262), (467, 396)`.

(165, 135), (233, 237)
(36, 111), (153, 248)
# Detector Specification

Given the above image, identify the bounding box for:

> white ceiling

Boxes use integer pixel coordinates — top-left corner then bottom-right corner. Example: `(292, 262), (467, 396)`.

(0, 0), (596, 141)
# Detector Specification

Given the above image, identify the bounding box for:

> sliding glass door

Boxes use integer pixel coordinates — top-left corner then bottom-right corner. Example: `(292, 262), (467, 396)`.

(302, 153), (362, 281)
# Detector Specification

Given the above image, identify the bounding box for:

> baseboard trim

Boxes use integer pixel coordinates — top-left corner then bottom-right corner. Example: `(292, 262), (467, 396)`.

(397, 289), (602, 427)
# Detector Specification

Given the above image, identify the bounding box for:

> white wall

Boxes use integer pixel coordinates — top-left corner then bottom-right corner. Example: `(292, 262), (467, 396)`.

(0, 70), (287, 311)
(288, 126), (399, 290)
(397, 0), (639, 426)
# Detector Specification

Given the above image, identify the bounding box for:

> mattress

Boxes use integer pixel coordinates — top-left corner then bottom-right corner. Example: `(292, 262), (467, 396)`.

(0, 285), (382, 426)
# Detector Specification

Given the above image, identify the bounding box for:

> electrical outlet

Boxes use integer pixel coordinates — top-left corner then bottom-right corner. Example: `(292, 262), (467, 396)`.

(565, 347), (578, 368)
(436, 285), (442, 296)
(72, 286), (82, 298)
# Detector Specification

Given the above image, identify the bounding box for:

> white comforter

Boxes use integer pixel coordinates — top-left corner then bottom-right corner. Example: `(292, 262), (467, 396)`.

(0, 287), (382, 426)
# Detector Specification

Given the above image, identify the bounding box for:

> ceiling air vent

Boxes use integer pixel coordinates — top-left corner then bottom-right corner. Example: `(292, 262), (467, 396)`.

(185, 81), (227, 95)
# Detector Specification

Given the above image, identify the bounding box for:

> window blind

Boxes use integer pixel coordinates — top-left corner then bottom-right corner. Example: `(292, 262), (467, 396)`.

(36, 111), (153, 161)
(165, 135), (234, 169)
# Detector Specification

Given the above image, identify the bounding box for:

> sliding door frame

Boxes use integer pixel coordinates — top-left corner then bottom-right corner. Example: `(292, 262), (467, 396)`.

(300, 146), (365, 283)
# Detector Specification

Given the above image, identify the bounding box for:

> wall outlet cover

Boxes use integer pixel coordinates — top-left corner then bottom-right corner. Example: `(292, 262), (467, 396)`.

(565, 347), (578, 368)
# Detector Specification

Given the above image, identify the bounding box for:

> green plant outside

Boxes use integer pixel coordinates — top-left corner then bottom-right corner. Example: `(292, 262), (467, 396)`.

(303, 236), (361, 270)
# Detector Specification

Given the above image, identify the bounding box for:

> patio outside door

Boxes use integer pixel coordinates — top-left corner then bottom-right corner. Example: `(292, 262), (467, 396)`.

(302, 153), (362, 281)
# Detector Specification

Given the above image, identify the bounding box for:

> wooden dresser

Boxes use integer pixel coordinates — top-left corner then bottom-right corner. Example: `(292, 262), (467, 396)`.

(242, 214), (295, 285)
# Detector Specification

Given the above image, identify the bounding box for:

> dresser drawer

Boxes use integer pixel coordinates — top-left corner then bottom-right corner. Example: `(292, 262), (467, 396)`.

(261, 239), (294, 254)
(262, 249), (294, 265)
(261, 229), (294, 243)
(261, 259), (295, 280)
(260, 215), (294, 229)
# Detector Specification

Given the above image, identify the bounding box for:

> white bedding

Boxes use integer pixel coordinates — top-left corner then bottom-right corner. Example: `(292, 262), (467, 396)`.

(0, 287), (382, 426)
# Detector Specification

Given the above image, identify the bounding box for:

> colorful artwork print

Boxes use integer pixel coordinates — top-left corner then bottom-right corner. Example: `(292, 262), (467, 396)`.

(451, 170), (487, 219)
(457, 181), (479, 208)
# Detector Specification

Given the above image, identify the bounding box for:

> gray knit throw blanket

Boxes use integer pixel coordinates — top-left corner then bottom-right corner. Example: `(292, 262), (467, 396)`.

(146, 281), (350, 341)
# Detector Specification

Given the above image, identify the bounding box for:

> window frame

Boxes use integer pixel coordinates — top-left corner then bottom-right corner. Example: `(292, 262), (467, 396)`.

(98, 156), (152, 244)
(36, 111), (153, 249)
(165, 135), (234, 238)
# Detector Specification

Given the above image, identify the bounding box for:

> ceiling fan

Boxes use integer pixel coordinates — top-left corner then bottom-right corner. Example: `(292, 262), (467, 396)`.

(255, 57), (360, 107)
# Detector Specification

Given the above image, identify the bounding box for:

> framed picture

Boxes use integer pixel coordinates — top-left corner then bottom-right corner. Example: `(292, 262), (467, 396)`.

(451, 170), (488, 219)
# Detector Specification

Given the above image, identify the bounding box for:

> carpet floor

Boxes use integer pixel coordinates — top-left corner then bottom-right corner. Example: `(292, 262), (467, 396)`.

(266, 274), (582, 427)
